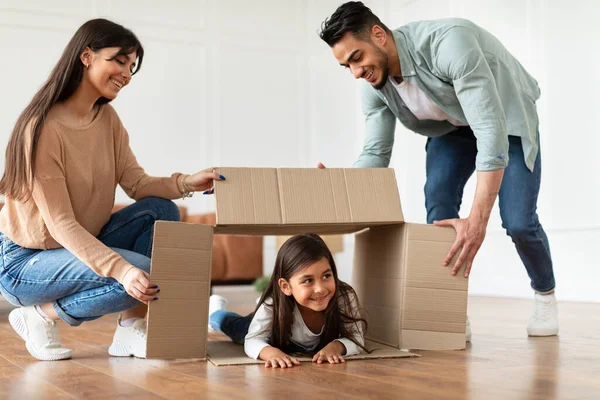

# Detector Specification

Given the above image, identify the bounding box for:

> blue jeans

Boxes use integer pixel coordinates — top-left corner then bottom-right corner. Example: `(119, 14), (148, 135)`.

(425, 127), (555, 292)
(0, 197), (180, 326)
(210, 310), (253, 344)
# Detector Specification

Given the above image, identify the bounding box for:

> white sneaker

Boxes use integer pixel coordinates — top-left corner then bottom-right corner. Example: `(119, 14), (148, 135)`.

(465, 316), (472, 342)
(108, 317), (147, 358)
(208, 295), (228, 332)
(8, 306), (72, 361)
(527, 293), (559, 336)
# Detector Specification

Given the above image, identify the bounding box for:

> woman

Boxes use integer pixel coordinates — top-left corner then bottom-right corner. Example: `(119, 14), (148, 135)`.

(0, 18), (222, 361)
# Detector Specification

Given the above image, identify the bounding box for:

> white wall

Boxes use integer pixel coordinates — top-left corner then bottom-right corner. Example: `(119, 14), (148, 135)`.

(0, 1), (597, 302)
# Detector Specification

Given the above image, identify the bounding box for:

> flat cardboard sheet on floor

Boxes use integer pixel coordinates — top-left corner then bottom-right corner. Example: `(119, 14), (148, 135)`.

(206, 340), (420, 366)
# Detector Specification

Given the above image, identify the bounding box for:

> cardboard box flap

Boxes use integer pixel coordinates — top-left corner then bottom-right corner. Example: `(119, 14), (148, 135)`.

(214, 168), (404, 230)
(147, 221), (212, 359)
(214, 224), (383, 236)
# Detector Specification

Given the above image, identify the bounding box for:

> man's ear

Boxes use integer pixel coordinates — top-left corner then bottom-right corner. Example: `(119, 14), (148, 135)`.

(371, 25), (388, 46)
(278, 278), (292, 296)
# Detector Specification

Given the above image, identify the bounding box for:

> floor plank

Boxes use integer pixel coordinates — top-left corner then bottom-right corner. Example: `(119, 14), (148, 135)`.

(0, 291), (599, 400)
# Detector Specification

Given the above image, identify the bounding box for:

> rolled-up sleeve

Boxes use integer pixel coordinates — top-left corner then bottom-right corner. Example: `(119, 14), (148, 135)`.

(354, 81), (397, 168)
(434, 26), (508, 171)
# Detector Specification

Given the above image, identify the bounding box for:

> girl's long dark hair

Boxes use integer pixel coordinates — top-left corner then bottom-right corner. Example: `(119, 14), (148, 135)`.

(0, 18), (144, 201)
(256, 234), (368, 354)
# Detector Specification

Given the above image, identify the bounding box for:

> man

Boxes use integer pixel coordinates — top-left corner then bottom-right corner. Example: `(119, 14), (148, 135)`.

(318, 1), (557, 337)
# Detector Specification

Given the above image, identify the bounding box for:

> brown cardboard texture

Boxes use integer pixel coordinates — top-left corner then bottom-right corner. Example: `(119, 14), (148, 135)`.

(146, 221), (213, 359)
(352, 224), (468, 350)
(146, 167), (467, 359)
(213, 168), (404, 235)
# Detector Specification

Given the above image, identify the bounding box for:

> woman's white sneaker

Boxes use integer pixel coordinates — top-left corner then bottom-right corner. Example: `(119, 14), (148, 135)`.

(527, 293), (559, 336)
(8, 306), (72, 361)
(108, 317), (147, 358)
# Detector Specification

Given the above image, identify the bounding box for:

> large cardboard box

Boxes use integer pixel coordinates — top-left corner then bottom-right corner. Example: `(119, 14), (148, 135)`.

(146, 167), (467, 359)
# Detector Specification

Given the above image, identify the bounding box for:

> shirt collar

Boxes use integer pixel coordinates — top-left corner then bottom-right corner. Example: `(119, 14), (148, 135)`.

(393, 29), (417, 78)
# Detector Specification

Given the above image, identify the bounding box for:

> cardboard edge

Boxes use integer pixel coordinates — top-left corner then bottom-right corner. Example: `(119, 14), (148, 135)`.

(146, 221), (214, 359)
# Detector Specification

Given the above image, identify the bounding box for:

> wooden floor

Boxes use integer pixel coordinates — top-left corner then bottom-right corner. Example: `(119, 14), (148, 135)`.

(1, 288), (599, 400)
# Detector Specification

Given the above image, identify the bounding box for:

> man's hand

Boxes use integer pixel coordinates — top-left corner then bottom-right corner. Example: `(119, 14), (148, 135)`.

(435, 169), (504, 278)
(434, 217), (486, 278)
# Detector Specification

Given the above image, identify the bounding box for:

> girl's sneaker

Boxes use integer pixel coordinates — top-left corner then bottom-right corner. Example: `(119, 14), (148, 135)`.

(208, 295), (228, 332)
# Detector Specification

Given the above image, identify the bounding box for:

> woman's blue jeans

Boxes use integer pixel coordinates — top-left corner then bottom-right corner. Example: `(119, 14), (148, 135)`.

(0, 197), (180, 326)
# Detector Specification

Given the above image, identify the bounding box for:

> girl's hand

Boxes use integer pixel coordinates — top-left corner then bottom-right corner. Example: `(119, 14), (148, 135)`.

(121, 266), (159, 304)
(312, 341), (346, 364)
(260, 347), (301, 368)
(184, 168), (225, 194)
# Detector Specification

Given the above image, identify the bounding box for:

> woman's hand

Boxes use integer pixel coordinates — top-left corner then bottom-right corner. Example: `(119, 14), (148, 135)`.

(121, 266), (159, 304)
(183, 168), (225, 194)
(312, 341), (346, 364)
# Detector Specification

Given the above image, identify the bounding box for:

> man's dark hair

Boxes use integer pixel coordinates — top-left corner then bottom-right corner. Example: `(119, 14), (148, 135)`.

(319, 1), (390, 47)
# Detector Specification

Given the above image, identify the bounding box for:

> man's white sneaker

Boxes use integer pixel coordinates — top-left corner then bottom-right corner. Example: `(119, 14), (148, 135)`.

(108, 317), (147, 358)
(8, 306), (72, 361)
(465, 316), (472, 342)
(208, 295), (228, 332)
(527, 293), (559, 336)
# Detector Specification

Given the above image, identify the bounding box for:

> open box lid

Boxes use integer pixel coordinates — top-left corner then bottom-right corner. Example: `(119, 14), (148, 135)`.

(213, 168), (404, 235)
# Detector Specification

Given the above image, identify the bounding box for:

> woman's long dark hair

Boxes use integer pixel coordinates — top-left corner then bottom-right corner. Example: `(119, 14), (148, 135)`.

(256, 234), (368, 354)
(0, 18), (144, 201)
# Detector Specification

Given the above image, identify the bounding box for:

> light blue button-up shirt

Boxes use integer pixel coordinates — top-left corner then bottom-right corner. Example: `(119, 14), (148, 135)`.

(354, 18), (540, 172)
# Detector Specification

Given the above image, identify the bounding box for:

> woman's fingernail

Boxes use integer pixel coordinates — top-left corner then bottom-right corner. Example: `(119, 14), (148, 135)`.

(219, 175), (226, 180)
(203, 190), (209, 195)
(157, 289), (160, 293)
(153, 297), (159, 301)
(152, 286), (158, 289)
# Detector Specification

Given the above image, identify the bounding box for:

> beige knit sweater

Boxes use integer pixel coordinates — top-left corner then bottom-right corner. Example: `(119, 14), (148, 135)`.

(0, 104), (183, 282)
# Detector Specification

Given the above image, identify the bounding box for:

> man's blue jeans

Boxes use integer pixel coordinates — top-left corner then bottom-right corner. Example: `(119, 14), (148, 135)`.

(0, 197), (180, 326)
(425, 127), (555, 292)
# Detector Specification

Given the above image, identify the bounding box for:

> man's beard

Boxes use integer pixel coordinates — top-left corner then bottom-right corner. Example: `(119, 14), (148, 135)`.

(372, 46), (390, 90)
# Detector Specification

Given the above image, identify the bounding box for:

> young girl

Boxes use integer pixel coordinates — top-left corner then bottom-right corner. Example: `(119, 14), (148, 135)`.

(209, 234), (367, 368)
(0, 19), (223, 361)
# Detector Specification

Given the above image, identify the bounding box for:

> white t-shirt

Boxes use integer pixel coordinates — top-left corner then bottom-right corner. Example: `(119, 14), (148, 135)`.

(391, 78), (467, 127)
(244, 295), (365, 359)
